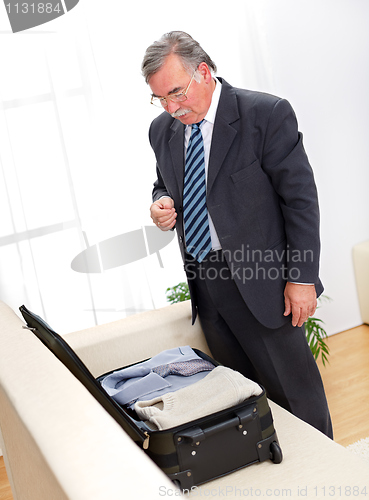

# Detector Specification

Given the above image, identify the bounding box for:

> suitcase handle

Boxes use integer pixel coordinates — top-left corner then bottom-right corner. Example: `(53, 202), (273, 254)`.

(176, 404), (257, 445)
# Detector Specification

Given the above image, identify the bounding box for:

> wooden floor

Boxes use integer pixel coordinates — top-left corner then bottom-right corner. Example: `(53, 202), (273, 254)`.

(0, 457), (13, 500)
(1, 324), (368, 499)
(316, 323), (369, 447)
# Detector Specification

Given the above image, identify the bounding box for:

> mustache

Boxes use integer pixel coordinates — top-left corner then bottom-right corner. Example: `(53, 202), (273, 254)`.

(171, 108), (191, 118)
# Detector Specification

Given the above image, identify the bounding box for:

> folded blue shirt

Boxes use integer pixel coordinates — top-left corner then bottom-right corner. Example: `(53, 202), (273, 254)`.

(101, 346), (214, 407)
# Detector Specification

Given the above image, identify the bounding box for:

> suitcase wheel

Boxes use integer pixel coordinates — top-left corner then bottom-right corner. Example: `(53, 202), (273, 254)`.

(270, 441), (283, 464)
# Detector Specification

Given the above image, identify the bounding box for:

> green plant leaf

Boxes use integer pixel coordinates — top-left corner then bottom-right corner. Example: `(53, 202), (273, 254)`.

(304, 310), (330, 366)
(166, 282), (191, 305)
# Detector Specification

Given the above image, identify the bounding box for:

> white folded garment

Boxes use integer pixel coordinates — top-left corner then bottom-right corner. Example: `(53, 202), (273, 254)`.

(134, 366), (262, 430)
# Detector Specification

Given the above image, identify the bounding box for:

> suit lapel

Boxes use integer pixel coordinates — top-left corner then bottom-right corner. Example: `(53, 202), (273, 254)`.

(207, 79), (240, 195)
(165, 79), (239, 200)
(168, 119), (185, 201)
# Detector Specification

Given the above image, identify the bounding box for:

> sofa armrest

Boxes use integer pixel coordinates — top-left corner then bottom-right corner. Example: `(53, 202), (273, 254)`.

(66, 301), (211, 377)
(0, 301), (173, 500)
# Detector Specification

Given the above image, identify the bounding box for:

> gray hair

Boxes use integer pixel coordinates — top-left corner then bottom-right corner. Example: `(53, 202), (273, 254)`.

(141, 31), (217, 84)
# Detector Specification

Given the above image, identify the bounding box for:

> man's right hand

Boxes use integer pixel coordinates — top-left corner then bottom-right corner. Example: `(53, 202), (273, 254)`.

(150, 197), (177, 231)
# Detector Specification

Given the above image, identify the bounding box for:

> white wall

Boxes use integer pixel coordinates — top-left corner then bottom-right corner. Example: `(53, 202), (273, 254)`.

(0, 0), (368, 334)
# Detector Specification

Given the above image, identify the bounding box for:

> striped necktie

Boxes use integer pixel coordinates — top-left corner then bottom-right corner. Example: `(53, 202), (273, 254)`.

(183, 121), (212, 262)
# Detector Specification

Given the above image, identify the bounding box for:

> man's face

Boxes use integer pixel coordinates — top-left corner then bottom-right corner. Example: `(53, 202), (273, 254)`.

(148, 53), (214, 125)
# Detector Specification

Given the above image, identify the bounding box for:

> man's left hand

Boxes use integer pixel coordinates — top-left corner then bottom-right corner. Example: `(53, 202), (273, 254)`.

(284, 282), (317, 327)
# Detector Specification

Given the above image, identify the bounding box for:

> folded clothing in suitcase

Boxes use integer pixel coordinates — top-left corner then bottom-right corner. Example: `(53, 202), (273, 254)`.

(19, 305), (283, 490)
(99, 346), (263, 431)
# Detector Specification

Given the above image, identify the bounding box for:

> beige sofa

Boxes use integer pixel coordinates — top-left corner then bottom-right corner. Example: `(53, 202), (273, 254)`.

(1, 300), (368, 500)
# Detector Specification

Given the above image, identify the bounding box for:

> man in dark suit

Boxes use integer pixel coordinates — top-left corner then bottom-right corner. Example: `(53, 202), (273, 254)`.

(142, 31), (332, 438)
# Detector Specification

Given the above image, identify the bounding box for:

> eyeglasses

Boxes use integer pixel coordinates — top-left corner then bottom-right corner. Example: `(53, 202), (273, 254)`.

(150, 71), (196, 108)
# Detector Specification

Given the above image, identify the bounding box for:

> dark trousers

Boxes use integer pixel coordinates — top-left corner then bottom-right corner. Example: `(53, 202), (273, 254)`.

(186, 250), (333, 439)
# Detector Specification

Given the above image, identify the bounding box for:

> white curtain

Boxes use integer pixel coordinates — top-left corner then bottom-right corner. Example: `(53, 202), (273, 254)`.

(0, 0), (368, 334)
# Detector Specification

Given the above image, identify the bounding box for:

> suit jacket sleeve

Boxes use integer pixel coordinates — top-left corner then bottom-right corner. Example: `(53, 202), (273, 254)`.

(152, 163), (170, 201)
(149, 121), (173, 202)
(261, 98), (320, 285)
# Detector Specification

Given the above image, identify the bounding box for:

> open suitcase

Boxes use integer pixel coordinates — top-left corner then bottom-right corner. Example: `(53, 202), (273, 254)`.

(19, 305), (282, 490)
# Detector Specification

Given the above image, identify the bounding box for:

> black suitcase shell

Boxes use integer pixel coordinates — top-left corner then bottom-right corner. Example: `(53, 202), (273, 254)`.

(19, 305), (282, 490)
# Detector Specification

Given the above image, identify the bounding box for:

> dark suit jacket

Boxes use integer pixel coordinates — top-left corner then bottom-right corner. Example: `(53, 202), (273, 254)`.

(149, 78), (323, 329)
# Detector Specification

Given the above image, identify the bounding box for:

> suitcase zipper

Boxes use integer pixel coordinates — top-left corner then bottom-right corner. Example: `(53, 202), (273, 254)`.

(143, 431), (150, 449)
